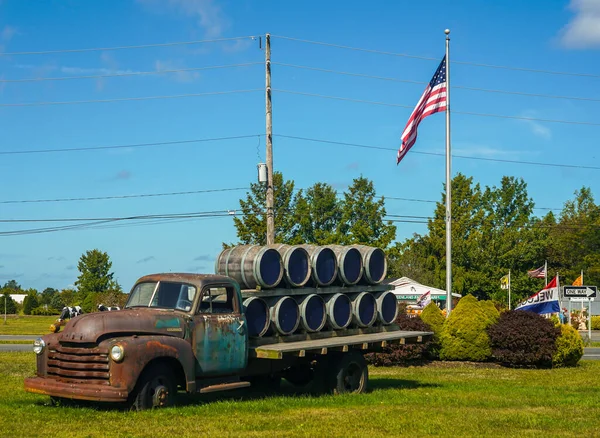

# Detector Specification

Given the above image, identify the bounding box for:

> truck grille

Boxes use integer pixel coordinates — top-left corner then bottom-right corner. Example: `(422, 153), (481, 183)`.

(47, 343), (110, 383)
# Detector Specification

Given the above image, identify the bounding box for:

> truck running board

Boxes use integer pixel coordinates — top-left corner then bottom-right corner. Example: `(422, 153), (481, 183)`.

(199, 381), (251, 394)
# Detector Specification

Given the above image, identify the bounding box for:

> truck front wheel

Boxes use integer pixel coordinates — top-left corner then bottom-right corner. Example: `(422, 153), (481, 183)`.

(329, 351), (368, 395)
(130, 364), (176, 410)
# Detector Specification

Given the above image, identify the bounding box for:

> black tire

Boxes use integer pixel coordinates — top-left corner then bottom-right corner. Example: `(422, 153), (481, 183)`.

(129, 364), (177, 410)
(328, 351), (368, 395)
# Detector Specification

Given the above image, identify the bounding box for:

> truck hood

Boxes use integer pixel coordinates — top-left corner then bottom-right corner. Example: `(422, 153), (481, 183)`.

(58, 308), (188, 343)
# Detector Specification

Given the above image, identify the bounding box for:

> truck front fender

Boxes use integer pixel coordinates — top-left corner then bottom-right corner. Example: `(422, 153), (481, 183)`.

(101, 335), (196, 394)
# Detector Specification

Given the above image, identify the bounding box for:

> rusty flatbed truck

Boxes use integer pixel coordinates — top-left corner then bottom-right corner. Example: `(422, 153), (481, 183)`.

(24, 273), (431, 410)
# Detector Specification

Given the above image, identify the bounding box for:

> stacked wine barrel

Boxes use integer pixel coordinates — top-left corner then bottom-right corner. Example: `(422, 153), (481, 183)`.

(215, 244), (397, 338)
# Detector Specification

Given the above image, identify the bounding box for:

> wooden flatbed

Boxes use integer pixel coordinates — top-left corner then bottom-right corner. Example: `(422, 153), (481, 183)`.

(251, 328), (432, 359)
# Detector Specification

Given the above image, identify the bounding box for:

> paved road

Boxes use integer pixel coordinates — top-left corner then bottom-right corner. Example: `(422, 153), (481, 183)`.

(0, 344), (32, 352)
(583, 347), (600, 360)
(0, 335), (38, 341)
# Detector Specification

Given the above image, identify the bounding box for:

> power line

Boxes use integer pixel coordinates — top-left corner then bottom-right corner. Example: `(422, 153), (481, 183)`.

(0, 187), (249, 204)
(0, 210), (232, 223)
(275, 134), (600, 170)
(275, 89), (600, 127)
(274, 62), (600, 103)
(0, 62), (263, 83)
(0, 89), (262, 107)
(0, 134), (261, 155)
(0, 35), (259, 56)
(271, 35), (600, 79)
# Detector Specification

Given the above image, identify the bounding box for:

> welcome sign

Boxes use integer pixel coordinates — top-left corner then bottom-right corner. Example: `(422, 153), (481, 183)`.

(515, 276), (560, 314)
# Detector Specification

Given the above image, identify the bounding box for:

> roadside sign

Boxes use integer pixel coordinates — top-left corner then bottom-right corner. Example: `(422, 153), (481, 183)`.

(563, 285), (597, 298)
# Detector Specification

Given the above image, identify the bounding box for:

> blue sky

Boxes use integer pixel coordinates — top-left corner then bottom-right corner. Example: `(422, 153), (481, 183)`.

(0, 0), (599, 291)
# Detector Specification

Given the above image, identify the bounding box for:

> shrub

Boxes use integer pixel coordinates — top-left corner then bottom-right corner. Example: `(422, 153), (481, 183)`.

(419, 302), (445, 358)
(553, 323), (584, 368)
(488, 310), (560, 368)
(440, 295), (497, 362)
(30, 306), (60, 316)
(365, 312), (432, 366)
(591, 316), (600, 330)
(22, 293), (39, 315)
(480, 300), (500, 324)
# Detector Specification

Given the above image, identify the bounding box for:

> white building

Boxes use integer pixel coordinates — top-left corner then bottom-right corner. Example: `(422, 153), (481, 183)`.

(386, 277), (461, 309)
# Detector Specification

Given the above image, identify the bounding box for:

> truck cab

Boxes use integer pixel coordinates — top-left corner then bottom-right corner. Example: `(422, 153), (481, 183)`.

(25, 273), (251, 409)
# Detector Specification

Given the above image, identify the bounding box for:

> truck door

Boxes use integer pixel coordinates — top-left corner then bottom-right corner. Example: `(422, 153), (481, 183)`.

(193, 284), (248, 376)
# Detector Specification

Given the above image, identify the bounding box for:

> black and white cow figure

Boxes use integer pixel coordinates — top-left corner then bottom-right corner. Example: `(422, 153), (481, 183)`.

(98, 304), (121, 312)
(58, 305), (83, 322)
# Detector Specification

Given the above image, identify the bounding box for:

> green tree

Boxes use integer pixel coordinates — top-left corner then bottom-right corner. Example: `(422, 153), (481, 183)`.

(337, 176), (396, 248)
(233, 172), (298, 245)
(3, 280), (20, 291)
(22, 290), (39, 315)
(40, 287), (58, 306)
(50, 293), (65, 310)
(75, 249), (116, 299)
(59, 288), (76, 307)
(292, 182), (342, 244)
(0, 291), (17, 314)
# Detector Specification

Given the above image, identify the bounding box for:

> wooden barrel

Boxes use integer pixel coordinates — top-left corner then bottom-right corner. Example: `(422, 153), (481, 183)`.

(300, 245), (338, 287)
(268, 296), (300, 335)
(349, 292), (377, 327)
(327, 245), (364, 285)
(374, 291), (398, 325)
(296, 294), (326, 332)
(269, 244), (311, 288)
(215, 245), (283, 289)
(243, 297), (270, 337)
(324, 293), (352, 330)
(351, 245), (387, 285)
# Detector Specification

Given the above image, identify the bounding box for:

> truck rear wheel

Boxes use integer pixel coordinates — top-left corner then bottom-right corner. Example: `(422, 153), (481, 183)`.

(329, 351), (368, 395)
(130, 364), (176, 410)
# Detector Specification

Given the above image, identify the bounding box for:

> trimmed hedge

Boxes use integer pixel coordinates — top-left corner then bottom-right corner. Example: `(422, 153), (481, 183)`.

(553, 323), (584, 368)
(420, 302), (445, 359)
(440, 295), (498, 361)
(591, 316), (600, 330)
(365, 312), (432, 366)
(488, 310), (560, 368)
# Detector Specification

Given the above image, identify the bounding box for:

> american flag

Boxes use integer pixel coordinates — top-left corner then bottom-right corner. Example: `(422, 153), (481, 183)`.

(397, 56), (447, 165)
(527, 264), (546, 279)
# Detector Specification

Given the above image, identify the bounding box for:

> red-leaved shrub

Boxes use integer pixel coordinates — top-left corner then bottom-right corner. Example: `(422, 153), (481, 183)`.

(488, 310), (560, 368)
(365, 312), (432, 366)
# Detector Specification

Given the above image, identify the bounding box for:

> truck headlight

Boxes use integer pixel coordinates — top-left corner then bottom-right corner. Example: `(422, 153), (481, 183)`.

(110, 344), (124, 362)
(33, 338), (45, 355)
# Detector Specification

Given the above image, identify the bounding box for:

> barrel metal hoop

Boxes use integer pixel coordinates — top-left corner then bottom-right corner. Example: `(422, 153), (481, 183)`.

(240, 245), (254, 288)
(223, 247), (234, 278)
(253, 245), (267, 288)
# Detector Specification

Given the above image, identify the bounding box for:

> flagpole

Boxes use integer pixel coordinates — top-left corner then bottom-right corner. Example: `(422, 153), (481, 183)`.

(508, 269), (511, 310)
(445, 28), (452, 317)
(544, 260), (547, 285)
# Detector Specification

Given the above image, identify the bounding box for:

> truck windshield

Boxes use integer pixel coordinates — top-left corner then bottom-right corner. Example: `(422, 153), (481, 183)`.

(126, 281), (197, 312)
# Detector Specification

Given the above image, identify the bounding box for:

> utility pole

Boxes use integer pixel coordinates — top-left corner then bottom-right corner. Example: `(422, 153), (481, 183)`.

(265, 33), (275, 245)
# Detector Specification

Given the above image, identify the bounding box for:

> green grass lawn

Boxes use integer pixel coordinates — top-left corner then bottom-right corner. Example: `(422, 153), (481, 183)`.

(0, 315), (58, 335)
(2, 352), (599, 437)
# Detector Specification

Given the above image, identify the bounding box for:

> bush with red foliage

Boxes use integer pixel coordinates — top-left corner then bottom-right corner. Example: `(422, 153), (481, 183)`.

(488, 310), (561, 368)
(365, 312), (433, 366)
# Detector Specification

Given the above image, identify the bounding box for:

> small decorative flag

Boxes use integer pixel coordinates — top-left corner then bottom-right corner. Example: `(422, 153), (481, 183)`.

(500, 275), (509, 290)
(527, 264), (546, 279)
(397, 56), (447, 165)
(416, 290), (431, 308)
(572, 275), (583, 286)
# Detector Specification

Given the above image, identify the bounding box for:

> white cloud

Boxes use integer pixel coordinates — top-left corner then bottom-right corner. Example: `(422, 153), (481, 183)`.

(137, 0), (229, 38)
(559, 0), (600, 48)
(520, 110), (552, 139)
(155, 59), (200, 83)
